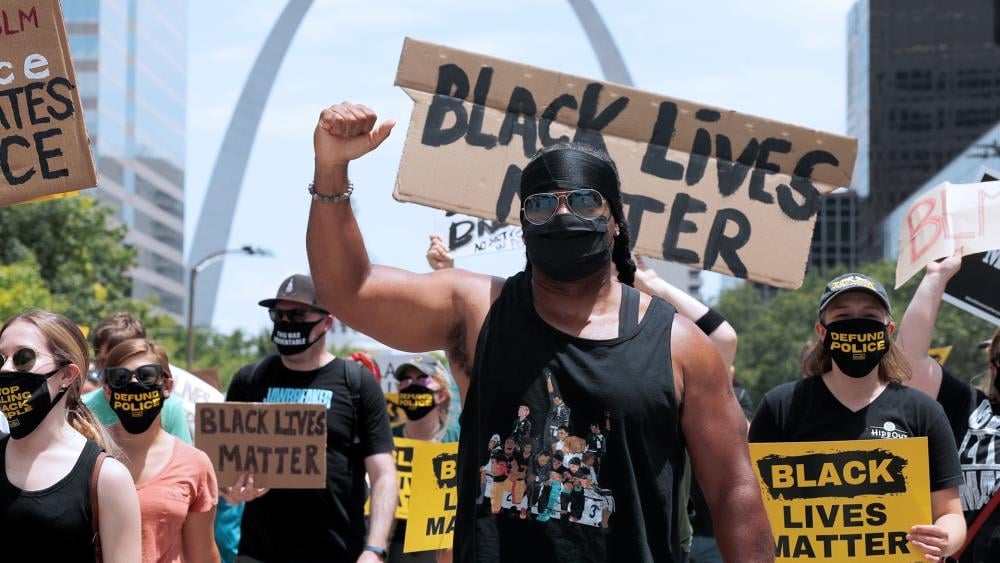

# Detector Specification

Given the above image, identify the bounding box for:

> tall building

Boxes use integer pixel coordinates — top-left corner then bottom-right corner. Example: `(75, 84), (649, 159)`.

(810, 192), (862, 271)
(848, 0), (1000, 256)
(63, 1), (187, 318)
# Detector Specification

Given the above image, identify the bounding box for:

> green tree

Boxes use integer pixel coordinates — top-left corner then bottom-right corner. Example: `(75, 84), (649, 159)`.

(717, 260), (996, 404)
(0, 257), (57, 320)
(0, 196), (138, 327)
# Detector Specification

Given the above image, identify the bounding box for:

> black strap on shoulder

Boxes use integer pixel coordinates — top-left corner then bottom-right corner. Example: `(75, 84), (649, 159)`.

(344, 359), (364, 446)
(618, 284), (641, 337)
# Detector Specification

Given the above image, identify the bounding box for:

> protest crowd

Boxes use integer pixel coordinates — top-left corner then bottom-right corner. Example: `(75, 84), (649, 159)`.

(3, 7), (1000, 563)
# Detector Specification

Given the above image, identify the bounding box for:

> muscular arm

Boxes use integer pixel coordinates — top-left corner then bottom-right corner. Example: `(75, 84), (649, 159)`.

(674, 316), (773, 562)
(97, 458), (142, 563)
(362, 452), (397, 556)
(897, 253), (962, 400)
(306, 103), (495, 381)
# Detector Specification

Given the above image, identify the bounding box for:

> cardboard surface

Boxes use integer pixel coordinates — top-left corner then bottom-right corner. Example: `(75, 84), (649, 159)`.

(0, 1), (97, 205)
(434, 211), (523, 258)
(393, 38), (857, 289)
(895, 180), (1000, 288)
(195, 402), (327, 489)
(750, 438), (931, 562)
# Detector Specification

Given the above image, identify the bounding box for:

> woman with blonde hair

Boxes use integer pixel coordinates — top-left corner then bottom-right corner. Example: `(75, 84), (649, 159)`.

(0, 309), (141, 562)
(103, 338), (220, 563)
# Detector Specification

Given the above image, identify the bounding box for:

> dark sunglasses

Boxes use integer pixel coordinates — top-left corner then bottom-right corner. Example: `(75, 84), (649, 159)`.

(397, 375), (433, 389)
(104, 364), (164, 389)
(0, 347), (60, 374)
(268, 308), (315, 323)
(522, 189), (606, 225)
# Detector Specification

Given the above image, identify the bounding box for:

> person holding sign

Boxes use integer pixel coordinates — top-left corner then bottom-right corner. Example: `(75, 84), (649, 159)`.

(223, 274), (396, 563)
(306, 102), (771, 563)
(749, 273), (966, 561)
(0, 309), (141, 562)
(897, 251), (1000, 562)
(103, 339), (220, 563)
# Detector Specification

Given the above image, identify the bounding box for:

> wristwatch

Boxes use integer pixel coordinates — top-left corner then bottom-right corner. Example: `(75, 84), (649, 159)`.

(363, 545), (387, 560)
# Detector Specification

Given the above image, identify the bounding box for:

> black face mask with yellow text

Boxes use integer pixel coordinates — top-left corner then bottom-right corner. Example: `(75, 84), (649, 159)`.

(109, 382), (164, 434)
(823, 318), (890, 378)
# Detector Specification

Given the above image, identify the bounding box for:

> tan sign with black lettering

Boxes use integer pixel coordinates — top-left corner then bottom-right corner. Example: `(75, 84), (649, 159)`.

(393, 38), (857, 289)
(750, 439), (931, 561)
(0, 1), (97, 206)
(195, 402), (327, 489)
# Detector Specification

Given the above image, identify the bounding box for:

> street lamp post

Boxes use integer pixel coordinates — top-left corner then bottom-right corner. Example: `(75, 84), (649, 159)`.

(186, 245), (272, 370)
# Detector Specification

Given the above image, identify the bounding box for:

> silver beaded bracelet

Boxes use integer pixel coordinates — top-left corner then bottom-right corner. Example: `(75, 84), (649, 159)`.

(308, 181), (353, 203)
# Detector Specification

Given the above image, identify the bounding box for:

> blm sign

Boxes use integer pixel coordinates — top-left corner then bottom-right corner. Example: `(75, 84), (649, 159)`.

(392, 38), (857, 289)
(0, 1), (96, 206)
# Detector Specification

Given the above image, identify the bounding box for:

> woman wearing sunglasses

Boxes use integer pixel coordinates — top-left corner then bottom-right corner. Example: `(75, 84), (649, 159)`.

(0, 309), (141, 562)
(897, 252), (1000, 562)
(103, 338), (220, 563)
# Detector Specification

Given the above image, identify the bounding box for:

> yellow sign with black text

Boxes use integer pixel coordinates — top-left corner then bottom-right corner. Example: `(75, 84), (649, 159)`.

(749, 438), (931, 562)
(404, 440), (459, 553)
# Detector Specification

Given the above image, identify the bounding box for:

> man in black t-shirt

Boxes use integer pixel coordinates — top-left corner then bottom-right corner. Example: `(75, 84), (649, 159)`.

(222, 274), (396, 563)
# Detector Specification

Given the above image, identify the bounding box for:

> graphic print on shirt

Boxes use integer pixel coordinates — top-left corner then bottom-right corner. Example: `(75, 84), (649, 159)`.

(480, 368), (614, 528)
(956, 399), (1000, 511)
(867, 421), (911, 439)
(264, 387), (333, 407)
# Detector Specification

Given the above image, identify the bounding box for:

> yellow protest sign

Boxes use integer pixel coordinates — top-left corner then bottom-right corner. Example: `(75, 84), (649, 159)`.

(750, 438), (931, 561)
(384, 392), (407, 428)
(928, 346), (952, 366)
(404, 440), (459, 553)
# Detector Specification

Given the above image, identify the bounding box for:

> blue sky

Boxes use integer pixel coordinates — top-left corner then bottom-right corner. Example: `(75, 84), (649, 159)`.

(185, 0), (857, 335)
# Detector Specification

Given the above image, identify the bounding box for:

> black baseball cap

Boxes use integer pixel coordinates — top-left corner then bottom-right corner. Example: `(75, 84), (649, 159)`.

(258, 274), (330, 313)
(819, 273), (891, 315)
(393, 355), (442, 380)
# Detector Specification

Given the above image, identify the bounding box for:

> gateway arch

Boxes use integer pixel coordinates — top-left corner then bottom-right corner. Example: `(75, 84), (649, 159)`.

(189, 0), (634, 327)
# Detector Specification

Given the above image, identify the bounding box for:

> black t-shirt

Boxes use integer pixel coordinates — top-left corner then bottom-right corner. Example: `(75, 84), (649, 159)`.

(455, 271), (685, 563)
(749, 376), (963, 493)
(226, 356), (394, 562)
(936, 368), (1000, 562)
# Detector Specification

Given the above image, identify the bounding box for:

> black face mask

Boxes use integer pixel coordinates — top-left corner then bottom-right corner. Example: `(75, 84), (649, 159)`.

(0, 368), (68, 439)
(272, 319), (323, 356)
(523, 214), (611, 282)
(398, 384), (436, 421)
(823, 318), (890, 378)
(109, 382), (165, 434)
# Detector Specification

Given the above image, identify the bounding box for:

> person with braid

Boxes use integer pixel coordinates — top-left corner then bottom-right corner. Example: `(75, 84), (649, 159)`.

(306, 102), (772, 563)
(0, 309), (141, 562)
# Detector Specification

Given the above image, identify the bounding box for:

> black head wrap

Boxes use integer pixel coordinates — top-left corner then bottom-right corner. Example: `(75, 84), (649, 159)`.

(519, 144), (622, 211)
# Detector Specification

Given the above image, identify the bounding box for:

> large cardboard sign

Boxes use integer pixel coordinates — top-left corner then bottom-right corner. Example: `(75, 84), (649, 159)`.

(195, 402), (327, 489)
(750, 439), (931, 561)
(435, 211), (523, 258)
(404, 440), (459, 553)
(393, 38), (857, 289)
(895, 180), (1000, 288)
(0, 1), (97, 206)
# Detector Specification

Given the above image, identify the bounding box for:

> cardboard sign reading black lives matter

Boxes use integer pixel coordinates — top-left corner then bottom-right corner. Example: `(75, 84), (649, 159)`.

(0, 1), (97, 206)
(195, 403), (327, 489)
(393, 38), (857, 289)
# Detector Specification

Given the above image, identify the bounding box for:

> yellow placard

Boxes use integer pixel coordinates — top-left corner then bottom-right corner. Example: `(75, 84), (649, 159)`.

(404, 440), (459, 553)
(385, 392), (408, 428)
(749, 438), (931, 562)
(928, 346), (952, 366)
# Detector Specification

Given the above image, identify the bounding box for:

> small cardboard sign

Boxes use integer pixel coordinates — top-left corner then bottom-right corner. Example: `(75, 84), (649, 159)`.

(750, 439), (931, 562)
(0, 1), (97, 206)
(393, 38), (857, 289)
(434, 211), (523, 258)
(195, 402), (327, 489)
(895, 180), (1000, 288)
(404, 440), (459, 553)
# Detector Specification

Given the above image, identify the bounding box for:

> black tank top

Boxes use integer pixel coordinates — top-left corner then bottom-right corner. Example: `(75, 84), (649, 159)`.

(0, 437), (102, 561)
(455, 271), (684, 562)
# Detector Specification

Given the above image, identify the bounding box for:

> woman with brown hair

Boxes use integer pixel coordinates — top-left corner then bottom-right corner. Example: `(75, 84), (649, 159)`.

(102, 338), (219, 563)
(749, 274), (966, 562)
(0, 309), (141, 562)
(897, 252), (1000, 562)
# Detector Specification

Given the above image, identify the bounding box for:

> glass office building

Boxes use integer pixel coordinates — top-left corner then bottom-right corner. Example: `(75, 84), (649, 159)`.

(63, 0), (187, 318)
